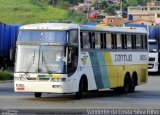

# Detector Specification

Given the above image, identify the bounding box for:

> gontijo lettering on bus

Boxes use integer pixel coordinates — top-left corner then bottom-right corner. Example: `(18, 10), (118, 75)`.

(115, 54), (132, 62)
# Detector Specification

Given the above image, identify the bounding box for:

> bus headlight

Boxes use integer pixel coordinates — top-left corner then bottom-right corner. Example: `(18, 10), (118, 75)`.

(51, 78), (66, 82)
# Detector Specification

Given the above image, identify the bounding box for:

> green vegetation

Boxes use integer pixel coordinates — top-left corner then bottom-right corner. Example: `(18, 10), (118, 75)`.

(0, 0), (85, 24)
(0, 71), (13, 80)
(0, 0), (148, 24)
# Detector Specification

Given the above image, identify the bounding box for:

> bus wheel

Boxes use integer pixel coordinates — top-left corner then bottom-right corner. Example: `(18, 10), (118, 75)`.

(75, 79), (84, 99)
(129, 79), (135, 93)
(122, 74), (131, 93)
(34, 92), (42, 98)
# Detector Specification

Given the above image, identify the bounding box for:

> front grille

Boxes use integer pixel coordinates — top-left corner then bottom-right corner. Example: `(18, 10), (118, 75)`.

(149, 58), (155, 61)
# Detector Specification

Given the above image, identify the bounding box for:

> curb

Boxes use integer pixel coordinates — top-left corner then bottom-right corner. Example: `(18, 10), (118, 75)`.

(0, 80), (13, 83)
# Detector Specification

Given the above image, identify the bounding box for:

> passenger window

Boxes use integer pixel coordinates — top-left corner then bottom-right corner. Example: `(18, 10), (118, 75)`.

(111, 34), (117, 49)
(89, 32), (95, 49)
(121, 34), (127, 49)
(136, 35), (141, 49)
(100, 33), (106, 49)
(141, 35), (144, 49)
(127, 34), (132, 49)
(117, 34), (122, 49)
(106, 33), (112, 49)
(95, 33), (101, 49)
(132, 35), (136, 49)
(81, 32), (90, 49)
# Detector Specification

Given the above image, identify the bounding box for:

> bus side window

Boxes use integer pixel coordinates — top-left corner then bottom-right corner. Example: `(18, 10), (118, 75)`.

(117, 34), (122, 49)
(100, 33), (103, 49)
(89, 32), (95, 49)
(111, 34), (117, 49)
(92, 32), (95, 49)
(100, 33), (106, 49)
(81, 32), (90, 49)
(122, 34), (127, 49)
(132, 35), (136, 49)
(103, 33), (106, 49)
(136, 35), (141, 49)
(127, 34), (132, 49)
(141, 35), (144, 49)
(106, 33), (111, 49)
(95, 32), (101, 49)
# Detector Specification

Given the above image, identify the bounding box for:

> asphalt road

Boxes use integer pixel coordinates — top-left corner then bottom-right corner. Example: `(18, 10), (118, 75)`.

(0, 75), (160, 114)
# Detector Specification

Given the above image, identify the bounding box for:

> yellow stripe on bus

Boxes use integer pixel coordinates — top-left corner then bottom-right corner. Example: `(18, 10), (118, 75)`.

(52, 74), (61, 78)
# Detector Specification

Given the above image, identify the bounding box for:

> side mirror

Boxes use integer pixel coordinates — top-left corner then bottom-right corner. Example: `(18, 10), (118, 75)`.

(10, 47), (16, 61)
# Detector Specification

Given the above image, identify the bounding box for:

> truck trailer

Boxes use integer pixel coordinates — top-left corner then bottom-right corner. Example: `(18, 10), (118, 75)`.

(0, 23), (21, 70)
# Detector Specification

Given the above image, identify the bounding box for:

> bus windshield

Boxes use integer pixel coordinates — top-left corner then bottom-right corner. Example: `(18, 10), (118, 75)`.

(17, 30), (67, 43)
(15, 45), (66, 74)
(149, 42), (158, 52)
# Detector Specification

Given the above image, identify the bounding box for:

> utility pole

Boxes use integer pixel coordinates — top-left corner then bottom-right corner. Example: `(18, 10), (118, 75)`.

(120, 0), (123, 17)
(85, 0), (89, 21)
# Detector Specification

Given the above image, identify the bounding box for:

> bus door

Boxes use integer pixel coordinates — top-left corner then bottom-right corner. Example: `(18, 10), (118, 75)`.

(67, 45), (78, 76)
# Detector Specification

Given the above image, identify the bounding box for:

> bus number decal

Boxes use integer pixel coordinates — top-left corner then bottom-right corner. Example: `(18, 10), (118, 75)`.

(140, 55), (147, 61)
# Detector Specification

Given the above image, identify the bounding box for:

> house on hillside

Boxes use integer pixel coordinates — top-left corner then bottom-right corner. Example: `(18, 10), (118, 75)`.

(103, 16), (128, 26)
(147, 0), (160, 6)
(128, 0), (160, 25)
(128, 6), (160, 24)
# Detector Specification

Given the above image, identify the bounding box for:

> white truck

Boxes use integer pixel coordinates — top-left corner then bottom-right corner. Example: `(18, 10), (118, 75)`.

(148, 39), (159, 72)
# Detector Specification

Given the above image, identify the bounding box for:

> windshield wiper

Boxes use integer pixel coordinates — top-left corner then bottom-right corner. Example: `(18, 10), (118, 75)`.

(25, 50), (35, 73)
(42, 52), (52, 74)
(25, 56), (35, 74)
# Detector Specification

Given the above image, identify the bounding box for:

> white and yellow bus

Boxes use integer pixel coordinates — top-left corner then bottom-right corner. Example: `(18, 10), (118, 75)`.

(14, 23), (148, 99)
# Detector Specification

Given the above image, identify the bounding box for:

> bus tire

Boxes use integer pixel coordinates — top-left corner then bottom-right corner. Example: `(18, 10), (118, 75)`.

(75, 76), (87, 99)
(122, 74), (131, 93)
(75, 78), (84, 99)
(129, 78), (135, 93)
(34, 92), (42, 98)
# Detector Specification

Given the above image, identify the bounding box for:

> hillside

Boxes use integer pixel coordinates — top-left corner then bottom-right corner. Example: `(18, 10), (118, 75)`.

(0, 0), (70, 24)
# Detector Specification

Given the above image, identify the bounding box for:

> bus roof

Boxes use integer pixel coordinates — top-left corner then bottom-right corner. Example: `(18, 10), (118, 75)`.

(20, 23), (79, 30)
(80, 25), (147, 34)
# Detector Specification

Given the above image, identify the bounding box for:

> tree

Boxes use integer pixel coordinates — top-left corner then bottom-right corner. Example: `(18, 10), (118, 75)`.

(50, 0), (57, 5)
(104, 5), (117, 15)
(56, 0), (71, 9)
(127, 0), (147, 6)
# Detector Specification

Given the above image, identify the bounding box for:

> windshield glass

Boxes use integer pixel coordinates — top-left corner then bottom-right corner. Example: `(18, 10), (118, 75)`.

(15, 45), (66, 74)
(17, 30), (67, 43)
(149, 42), (158, 52)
